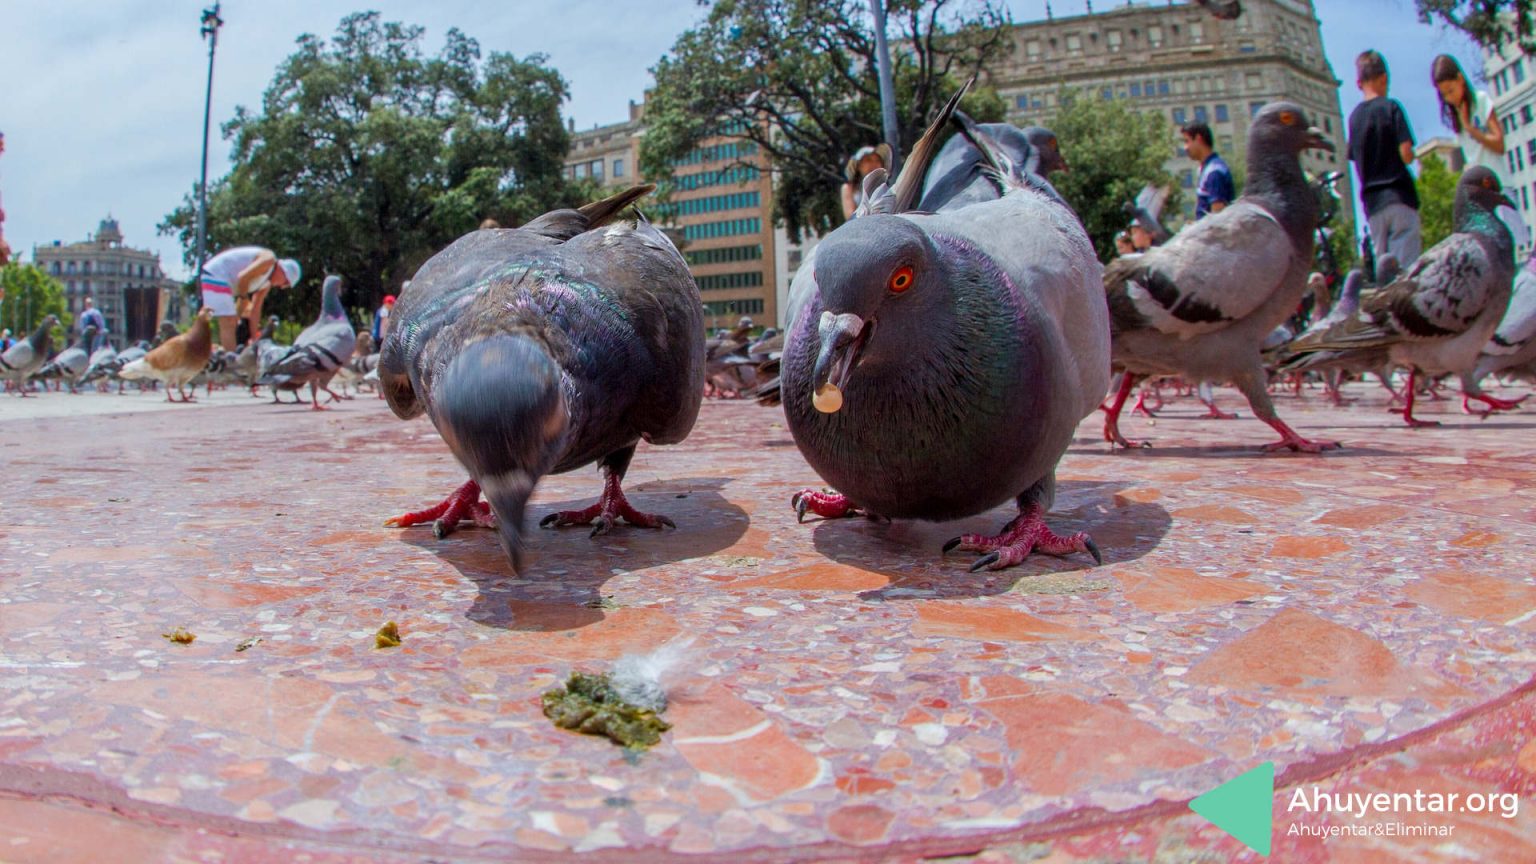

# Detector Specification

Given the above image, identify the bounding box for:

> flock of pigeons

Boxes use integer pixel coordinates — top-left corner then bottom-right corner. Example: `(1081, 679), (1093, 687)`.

(7, 68), (1532, 576)
(1, 274), (380, 407)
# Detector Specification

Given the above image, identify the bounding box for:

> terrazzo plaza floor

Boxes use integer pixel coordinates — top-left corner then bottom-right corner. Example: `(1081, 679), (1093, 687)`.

(0, 383), (1533, 863)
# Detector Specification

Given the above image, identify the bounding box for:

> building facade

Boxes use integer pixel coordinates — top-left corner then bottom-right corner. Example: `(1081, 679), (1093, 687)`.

(990, 0), (1348, 223)
(32, 217), (176, 344)
(1484, 40), (1535, 259)
(564, 104), (779, 331)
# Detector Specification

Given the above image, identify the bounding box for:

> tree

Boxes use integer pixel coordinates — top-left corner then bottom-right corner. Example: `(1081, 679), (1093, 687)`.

(160, 12), (578, 325)
(1417, 0), (1535, 53)
(0, 264), (70, 342)
(1417, 153), (1458, 249)
(1048, 91), (1181, 260)
(641, 0), (1013, 243)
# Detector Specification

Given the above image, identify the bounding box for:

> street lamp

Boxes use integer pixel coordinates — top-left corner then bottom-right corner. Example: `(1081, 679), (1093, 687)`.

(869, 0), (901, 173)
(193, 3), (224, 312)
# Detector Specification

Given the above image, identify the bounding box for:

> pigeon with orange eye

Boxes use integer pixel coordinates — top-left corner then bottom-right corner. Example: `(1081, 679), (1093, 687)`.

(779, 81), (1111, 573)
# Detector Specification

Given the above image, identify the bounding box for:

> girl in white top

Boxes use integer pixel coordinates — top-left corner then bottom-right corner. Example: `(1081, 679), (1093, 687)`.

(1432, 54), (1506, 176)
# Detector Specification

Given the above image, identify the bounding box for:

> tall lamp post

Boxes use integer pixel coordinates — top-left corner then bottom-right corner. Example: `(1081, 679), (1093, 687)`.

(193, 3), (224, 310)
(869, 0), (901, 173)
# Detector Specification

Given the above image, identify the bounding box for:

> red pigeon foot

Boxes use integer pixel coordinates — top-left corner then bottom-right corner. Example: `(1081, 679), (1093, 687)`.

(385, 479), (496, 539)
(1260, 417), (1341, 451)
(943, 503), (1101, 571)
(540, 470), (675, 537)
(791, 490), (862, 523)
(1462, 392), (1528, 417)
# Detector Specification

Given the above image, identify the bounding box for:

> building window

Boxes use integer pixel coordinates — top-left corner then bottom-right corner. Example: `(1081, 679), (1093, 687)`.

(1514, 60), (1527, 84)
(1524, 105), (1533, 124)
(49, 262), (61, 275)
(1148, 25), (1163, 47)
(1107, 30), (1122, 52)
(1066, 34), (1082, 55)
(575, 162), (589, 178)
(1526, 139), (1536, 165)
(1215, 104), (1230, 123)
(1158, 79), (1170, 96)
(1016, 95), (1029, 110)
(1194, 105), (1208, 124)
(1173, 107), (1187, 125)
(67, 281), (76, 293)
(1025, 39), (1041, 60)
(1523, 186), (1530, 210)
(1100, 86), (1113, 101)
(613, 159), (624, 178)
(1250, 101), (1265, 118)
(1511, 151), (1519, 174)
(591, 160), (604, 180)
(1190, 21), (1205, 43)
(1130, 82), (1142, 98)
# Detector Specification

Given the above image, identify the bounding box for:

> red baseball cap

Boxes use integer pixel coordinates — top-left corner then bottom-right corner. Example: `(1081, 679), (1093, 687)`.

(384, 295), (397, 306)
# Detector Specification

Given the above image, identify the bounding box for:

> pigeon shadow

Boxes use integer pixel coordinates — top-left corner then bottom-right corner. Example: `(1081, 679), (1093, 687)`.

(806, 480), (1171, 603)
(1065, 443), (1397, 459)
(399, 476), (747, 631)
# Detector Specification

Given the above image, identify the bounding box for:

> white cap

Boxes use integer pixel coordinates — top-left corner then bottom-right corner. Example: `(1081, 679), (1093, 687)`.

(279, 258), (301, 287)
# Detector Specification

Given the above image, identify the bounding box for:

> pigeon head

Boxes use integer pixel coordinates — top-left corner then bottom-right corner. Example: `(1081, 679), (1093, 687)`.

(1023, 127), (1068, 176)
(1339, 270), (1365, 314)
(432, 334), (569, 569)
(1249, 102), (1333, 158)
(1456, 166), (1518, 223)
(806, 214), (938, 413)
(32, 315), (60, 346)
(320, 275), (345, 318)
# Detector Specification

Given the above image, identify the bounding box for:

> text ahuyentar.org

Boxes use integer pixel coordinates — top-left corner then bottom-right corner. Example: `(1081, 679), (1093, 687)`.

(1288, 788), (1520, 820)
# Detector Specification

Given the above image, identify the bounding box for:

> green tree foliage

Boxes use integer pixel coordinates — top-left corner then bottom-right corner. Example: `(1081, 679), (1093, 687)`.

(641, 0), (1012, 242)
(0, 263), (70, 341)
(160, 12), (578, 324)
(1049, 91), (1181, 260)
(1417, 153), (1458, 249)
(1417, 0), (1535, 52)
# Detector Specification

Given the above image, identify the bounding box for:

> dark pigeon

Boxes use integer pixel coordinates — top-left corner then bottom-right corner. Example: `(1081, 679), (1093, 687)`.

(379, 184), (705, 570)
(1, 316), (60, 397)
(257, 276), (356, 410)
(778, 82), (1110, 572)
(1101, 101), (1337, 451)
(1284, 167), (1520, 425)
(78, 341), (119, 390)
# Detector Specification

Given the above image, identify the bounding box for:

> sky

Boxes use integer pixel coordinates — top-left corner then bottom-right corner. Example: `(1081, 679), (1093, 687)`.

(1, 0), (1485, 280)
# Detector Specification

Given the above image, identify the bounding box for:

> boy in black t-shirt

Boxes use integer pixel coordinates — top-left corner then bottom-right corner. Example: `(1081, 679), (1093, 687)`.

(1348, 50), (1421, 268)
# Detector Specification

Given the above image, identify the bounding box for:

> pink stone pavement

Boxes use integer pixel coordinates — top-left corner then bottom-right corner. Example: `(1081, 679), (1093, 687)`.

(0, 383), (1533, 862)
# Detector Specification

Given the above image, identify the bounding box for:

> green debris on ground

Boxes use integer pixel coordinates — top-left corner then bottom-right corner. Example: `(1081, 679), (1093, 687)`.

(542, 671), (671, 749)
(375, 621), (402, 648)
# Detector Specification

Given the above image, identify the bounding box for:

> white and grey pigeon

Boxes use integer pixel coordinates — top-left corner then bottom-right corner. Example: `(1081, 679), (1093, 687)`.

(96, 339), (150, 393)
(779, 81), (1109, 572)
(1, 316), (60, 397)
(35, 325), (98, 393)
(257, 276), (355, 410)
(1462, 252), (1536, 408)
(1283, 167), (1519, 426)
(78, 340), (119, 390)
(1101, 101), (1338, 452)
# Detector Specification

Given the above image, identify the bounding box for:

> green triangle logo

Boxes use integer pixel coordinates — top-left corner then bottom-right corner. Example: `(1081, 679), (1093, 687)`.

(1189, 761), (1275, 856)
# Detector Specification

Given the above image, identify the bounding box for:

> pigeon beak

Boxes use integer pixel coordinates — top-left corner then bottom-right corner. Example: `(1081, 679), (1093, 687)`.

(1306, 128), (1335, 153)
(810, 311), (871, 413)
(480, 471), (531, 573)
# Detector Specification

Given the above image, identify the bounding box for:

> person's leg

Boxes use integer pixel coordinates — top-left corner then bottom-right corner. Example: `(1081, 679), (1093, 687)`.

(216, 316), (238, 352)
(201, 280), (238, 351)
(246, 288), (270, 345)
(1393, 206), (1422, 266)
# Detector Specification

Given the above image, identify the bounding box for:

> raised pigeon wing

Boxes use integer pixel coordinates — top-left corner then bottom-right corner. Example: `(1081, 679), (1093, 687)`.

(1106, 201), (1297, 339)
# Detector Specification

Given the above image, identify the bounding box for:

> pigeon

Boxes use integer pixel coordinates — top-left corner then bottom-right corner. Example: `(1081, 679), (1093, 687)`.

(257, 276), (355, 410)
(236, 316), (277, 387)
(1, 316), (60, 397)
(918, 119), (1069, 213)
(379, 184), (705, 569)
(1462, 253), (1536, 407)
(193, 349), (242, 396)
(118, 308), (215, 402)
(778, 81), (1110, 572)
(1283, 167), (1520, 425)
(1100, 101), (1337, 451)
(78, 340), (120, 389)
(703, 317), (757, 398)
(332, 330), (377, 397)
(34, 325), (98, 393)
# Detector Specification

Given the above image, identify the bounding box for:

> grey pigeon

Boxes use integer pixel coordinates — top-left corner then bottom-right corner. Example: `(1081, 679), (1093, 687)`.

(379, 184), (705, 570)
(1284, 167), (1520, 425)
(236, 316), (278, 389)
(1463, 253), (1536, 406)
(918, 119), (1068, 213)
(778, 82), (1109, 572)
(332, 330), (376, 397)
(1, 316), (60, 397)
(1101, 101), (1337, 451)
(35, 325), (98, 393)
(78, 341), (119, 390)
(257, 276), (355, 410)
(98, 340), (150, 393)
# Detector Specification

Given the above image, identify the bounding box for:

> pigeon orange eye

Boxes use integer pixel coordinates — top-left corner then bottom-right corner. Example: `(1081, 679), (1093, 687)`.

(889, 266), (914, 293)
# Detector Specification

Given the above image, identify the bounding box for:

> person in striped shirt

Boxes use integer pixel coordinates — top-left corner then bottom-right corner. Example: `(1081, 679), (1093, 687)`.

(199, 247), (300, 351)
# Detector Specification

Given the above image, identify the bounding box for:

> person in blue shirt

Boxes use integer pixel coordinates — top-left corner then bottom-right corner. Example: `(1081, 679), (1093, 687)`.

(1181, 121), (1235, 219)
(77, 296), (107, 351)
